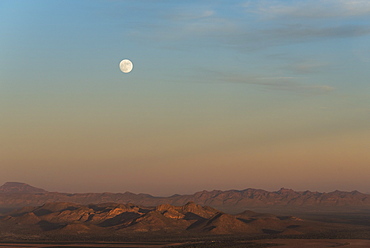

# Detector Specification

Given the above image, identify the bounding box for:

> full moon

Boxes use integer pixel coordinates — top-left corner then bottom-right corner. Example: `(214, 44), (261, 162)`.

(119, 59), (133, 73)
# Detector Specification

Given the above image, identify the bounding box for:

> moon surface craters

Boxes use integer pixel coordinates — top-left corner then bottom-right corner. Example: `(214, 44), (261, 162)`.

(119, 59), (133, 73)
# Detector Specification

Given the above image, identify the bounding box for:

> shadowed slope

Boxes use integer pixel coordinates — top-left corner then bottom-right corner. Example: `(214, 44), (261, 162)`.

(0, 201), (315, 238)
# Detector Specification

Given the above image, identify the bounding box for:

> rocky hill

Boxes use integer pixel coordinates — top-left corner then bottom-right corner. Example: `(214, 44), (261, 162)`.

(0, 201), (324, 240)
(1, 182), (370, 214)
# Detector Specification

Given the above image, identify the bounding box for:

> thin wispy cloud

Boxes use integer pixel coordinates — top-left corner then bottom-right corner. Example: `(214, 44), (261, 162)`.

(282, 61), (329, 74)
(244, 0), (370, 19)
(266, 24), (370, 39)
(236, 0), (370, 49)
(167, 9), (215, 21)
(123, 0), (370, 52)
(165, 8), (237, 38)
(127, 7), (237, 42)
(218, 24), (370, 52)
(219, 74), (335, 95)
(182, 18), (236, 37)
(250, 78), (333, 94)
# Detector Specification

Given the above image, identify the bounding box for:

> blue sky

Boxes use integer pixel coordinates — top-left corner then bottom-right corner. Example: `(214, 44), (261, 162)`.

(1, 0), (370, 195)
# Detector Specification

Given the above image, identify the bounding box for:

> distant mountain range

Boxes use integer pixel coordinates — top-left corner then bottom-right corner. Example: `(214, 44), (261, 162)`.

(1, 182), (370, 214)
(0, 182), (47, 194)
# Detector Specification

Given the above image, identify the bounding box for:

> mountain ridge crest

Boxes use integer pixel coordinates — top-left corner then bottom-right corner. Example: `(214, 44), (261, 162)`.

(1, 182), (370, 213)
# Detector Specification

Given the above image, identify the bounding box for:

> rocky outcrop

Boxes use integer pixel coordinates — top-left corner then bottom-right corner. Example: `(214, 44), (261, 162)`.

(0, 202), (308, 237)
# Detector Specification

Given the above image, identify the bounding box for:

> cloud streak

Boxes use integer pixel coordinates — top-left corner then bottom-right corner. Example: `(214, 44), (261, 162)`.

(208, 72), (335, 95)
(282, 60), (329, 74)
(167, 9), (215, 21)
(126, 7), (237, 43)
(244, 0), (370, 19)
(128, 5), (370, 52)
(221, 24), (370, 52)
(234, 76), (334, 94)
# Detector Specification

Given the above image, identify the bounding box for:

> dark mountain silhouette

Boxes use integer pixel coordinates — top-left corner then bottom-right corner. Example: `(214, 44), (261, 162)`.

(1, 182), (370, 214)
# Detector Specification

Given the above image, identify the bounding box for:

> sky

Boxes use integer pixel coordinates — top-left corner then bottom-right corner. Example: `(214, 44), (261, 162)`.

(1, 0), (370, 196)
